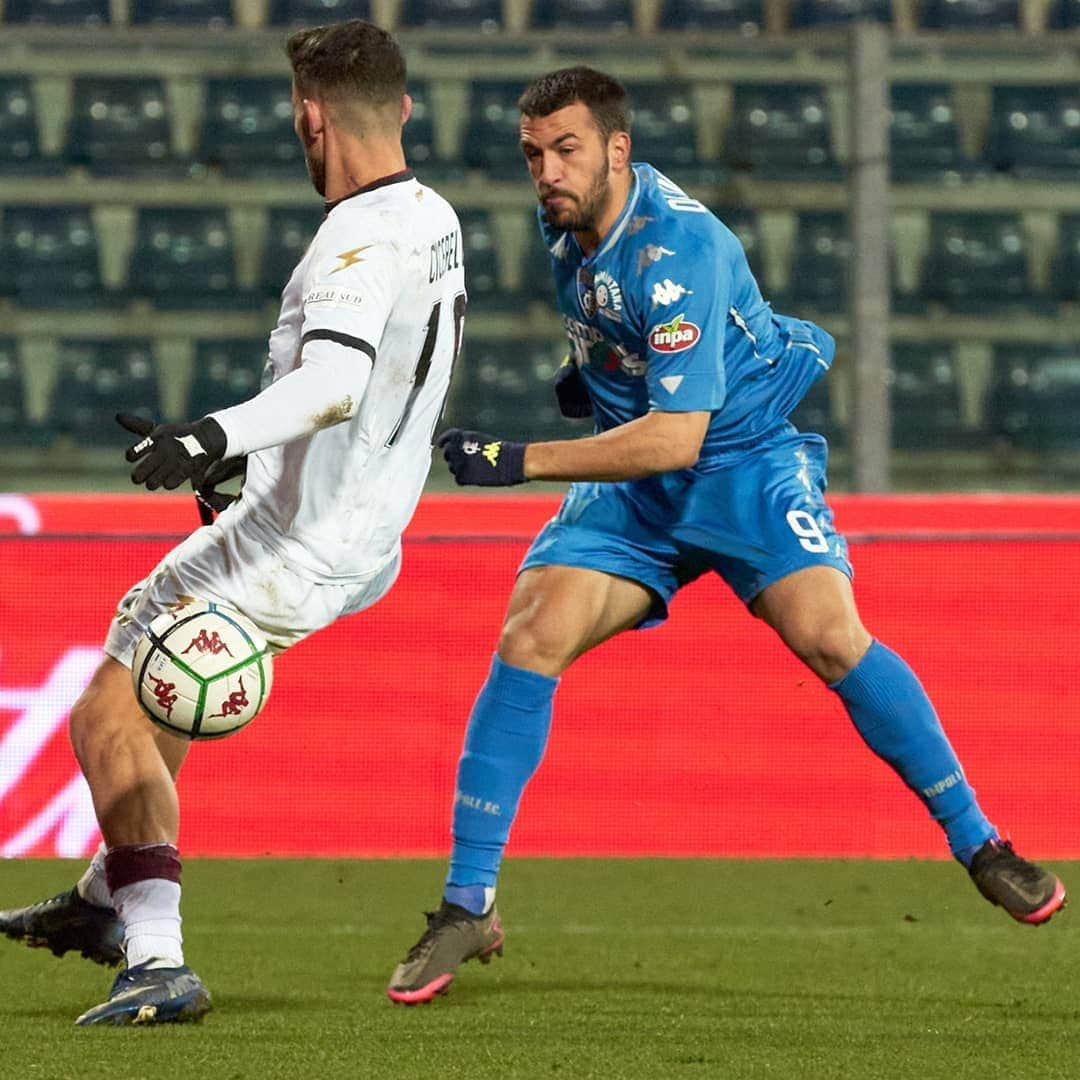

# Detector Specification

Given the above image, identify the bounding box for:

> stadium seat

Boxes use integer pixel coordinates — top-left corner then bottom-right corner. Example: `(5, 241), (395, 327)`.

(262, 206), (321, 299)
(4, 0), (109, 22)
(658, 0), (764, 33)
(0, 340), (31, 445)
(890, 84), (978, 182)
(188, 340), (267, 417)
(782, 212), (850, 315)
(0, 79), (43, 173)
(789, 0), (891, 26)
(1051, 213), (1080, 301)
(463, 82), (527, 178)
(445, 338), (566, 441)
(1049, 0), (1080, 26)
(200, 79), (304, 179)
(4, 206), (104, 308)
(789, 376), (843, 447)
(711, 206), (766, 283)
(532, 0), (633, 29)
(49, 340), (160, 444)
(624, 82), (718, 183)
(402, 81), (439, 174)
(888, 342), (966, 450)
(921, 212), (1034, 312)
(520, 219), (558, 309)
(67, 79), (177, 176)
(726, 83), (840, 179)
(268, 0), (370, 22)
(986, 85), (1080, 179)
(458, 210), (501, 309)
(919, 0), (1019, 28)
(131, 0), (232, 22)
(399, 0), (502, 29)
(129, 207), (241, 309)
(986, 344), (1080, 451)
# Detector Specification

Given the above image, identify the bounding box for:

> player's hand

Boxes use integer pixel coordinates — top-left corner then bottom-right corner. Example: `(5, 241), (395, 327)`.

(117, 412), (227, 492)
(554, 355), (593, 419)
(195, 455), (246, 525)
(436, 429), (527, 487)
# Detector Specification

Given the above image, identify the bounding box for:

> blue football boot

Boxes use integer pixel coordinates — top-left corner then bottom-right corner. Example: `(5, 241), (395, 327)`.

(74, 961), (212, 1026)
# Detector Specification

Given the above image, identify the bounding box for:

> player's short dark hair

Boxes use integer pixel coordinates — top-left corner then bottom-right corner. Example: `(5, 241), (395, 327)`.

(286, 20), (406, 107)
(518, 67), (630, 143)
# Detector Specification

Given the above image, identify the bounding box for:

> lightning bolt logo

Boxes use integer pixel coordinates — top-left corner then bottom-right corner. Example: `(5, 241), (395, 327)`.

(330, 246), (371, 274)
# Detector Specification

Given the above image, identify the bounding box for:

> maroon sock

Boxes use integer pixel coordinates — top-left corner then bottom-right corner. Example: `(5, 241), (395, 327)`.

(105, 843), (181, 893)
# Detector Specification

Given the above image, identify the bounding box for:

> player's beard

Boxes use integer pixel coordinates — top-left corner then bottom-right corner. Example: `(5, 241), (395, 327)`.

(540, 157), (611, 233)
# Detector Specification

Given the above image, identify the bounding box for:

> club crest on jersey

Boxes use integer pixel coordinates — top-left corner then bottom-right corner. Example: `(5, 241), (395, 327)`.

(649, 313), (700, 353)
(593, 270), (623, 322)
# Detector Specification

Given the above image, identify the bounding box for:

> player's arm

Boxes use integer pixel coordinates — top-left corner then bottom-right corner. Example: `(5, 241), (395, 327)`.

(438, 408), (708, 486)
(209, 240), (403, 458)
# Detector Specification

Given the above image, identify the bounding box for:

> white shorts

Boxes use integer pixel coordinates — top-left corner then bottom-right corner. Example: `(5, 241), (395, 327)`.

(104, 520), (401, 669)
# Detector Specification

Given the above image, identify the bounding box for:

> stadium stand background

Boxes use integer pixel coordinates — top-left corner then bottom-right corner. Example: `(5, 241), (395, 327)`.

(1, 0), (1079, 490)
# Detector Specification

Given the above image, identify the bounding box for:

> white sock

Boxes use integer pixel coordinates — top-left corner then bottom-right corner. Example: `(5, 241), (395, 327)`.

(76, 842), (112, 909)
(112, 879), (184, 969)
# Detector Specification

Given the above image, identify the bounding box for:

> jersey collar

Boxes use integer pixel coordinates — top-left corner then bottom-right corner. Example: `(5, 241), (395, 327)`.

(324, 169), (415, 214)
(582, 164), (642, 266)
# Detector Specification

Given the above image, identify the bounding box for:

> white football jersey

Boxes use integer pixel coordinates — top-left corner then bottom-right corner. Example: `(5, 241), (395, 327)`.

(221, 172), (466, 581)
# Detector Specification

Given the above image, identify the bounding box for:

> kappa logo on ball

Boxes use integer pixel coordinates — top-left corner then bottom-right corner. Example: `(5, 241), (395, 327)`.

(648, 314), (701, 353)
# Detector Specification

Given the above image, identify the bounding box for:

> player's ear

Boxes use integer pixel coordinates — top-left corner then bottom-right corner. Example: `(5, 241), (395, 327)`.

(400, 93), (413, 127)
(608, 130), (631, 171)
(300, 97), (326, 142)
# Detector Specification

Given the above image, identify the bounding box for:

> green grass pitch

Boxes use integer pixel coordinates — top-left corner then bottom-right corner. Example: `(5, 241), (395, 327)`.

(1, 858), (1077, 1080)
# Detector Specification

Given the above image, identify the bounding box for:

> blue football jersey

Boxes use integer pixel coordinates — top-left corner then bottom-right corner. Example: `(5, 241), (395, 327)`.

(539, 163), (835, 462)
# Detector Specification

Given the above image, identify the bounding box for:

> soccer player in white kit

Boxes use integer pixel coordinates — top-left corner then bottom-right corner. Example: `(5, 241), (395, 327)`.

(0, 20), (466, 1026)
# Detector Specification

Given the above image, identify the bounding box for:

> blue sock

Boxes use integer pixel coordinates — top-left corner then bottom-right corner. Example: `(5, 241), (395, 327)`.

(445, 655), (557, 912)
(830, 640), (996, 866)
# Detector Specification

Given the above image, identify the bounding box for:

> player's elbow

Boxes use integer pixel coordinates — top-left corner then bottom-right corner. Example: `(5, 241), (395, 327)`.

(654, 411), (708, 470)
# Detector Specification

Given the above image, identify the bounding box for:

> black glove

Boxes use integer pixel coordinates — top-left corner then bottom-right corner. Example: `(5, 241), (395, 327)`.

(436, 429), (527, 487)
(554, 355), (593, 419)
(195, 455), (247, 525)
(117, 412), (227, 492)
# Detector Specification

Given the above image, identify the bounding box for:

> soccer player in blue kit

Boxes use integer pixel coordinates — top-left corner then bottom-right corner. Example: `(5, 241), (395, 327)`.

(386, 67), (1066, 1004)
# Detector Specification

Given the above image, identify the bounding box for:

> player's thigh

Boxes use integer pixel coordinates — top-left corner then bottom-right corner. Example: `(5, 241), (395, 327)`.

(68, 655), (182, 765)
(497, 565), (654, 676)
(750, 564), (871, 683)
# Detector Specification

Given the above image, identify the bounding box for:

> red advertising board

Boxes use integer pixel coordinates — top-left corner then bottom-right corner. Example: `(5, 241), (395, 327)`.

(1, 493), (1078, 860)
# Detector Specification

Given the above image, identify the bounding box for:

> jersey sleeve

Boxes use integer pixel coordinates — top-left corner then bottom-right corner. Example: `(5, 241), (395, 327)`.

(633, 230), (734, 413)
(299, 236), (406, 361)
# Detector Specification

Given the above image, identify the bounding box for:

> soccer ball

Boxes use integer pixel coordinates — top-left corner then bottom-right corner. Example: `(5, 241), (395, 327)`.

(131, 599), (273, 740)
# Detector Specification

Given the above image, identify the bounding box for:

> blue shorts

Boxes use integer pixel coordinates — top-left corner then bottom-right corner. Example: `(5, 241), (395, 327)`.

(520, 426), (852, 627)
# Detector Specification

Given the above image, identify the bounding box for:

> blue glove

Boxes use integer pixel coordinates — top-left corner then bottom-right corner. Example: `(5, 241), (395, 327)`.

(554, 356), (593, 419)
(117, 412), (227, 492)
(436, 429), (527, 486)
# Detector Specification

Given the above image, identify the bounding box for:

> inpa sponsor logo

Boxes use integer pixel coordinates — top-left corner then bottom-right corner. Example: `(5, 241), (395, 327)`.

(648, 314), (701, 353)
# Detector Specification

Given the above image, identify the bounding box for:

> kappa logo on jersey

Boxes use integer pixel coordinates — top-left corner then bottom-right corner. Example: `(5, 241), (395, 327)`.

(651, 278), (693, 308)
(636, 244), (676, 275)
(330, 246), (372, 274)
(649, 313), (701, 353)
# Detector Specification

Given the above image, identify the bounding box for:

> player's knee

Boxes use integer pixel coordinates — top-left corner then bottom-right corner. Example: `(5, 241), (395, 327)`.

(496, 616), (575, 677)
(788, 617), (870, 684)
